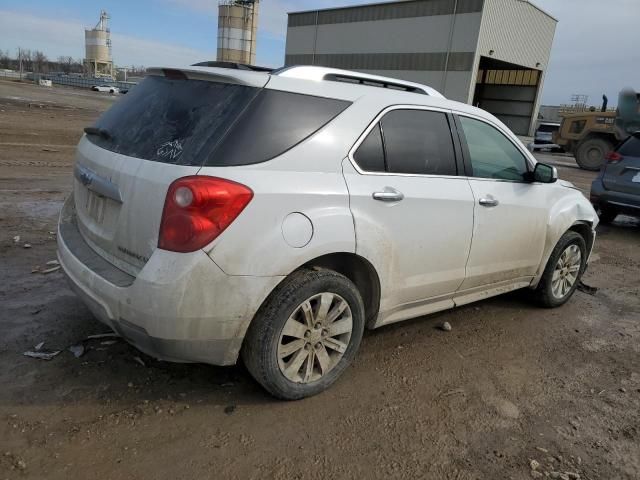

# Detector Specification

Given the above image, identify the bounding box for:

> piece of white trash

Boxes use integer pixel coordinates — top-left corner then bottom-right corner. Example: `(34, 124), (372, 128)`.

(23, 350), (61, 361)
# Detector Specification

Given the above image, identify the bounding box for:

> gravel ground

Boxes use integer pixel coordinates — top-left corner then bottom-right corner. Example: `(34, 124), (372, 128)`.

(1, 80), (639, 480)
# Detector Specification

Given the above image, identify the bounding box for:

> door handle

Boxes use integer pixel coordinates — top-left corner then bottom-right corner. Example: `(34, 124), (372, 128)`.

(373, 187), (404, 202)
(479, 197), (499, 207)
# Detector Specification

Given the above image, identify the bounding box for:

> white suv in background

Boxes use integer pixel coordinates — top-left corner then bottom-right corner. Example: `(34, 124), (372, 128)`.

(58, 64), (598, 400)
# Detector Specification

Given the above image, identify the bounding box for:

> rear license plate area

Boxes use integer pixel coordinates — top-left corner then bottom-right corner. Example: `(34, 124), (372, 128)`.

(85, 190), (106, 223)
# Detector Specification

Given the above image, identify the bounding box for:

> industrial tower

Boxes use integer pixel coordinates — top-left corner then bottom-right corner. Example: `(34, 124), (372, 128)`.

(217, 1), (259, 65)
(84, 10), (114, 78)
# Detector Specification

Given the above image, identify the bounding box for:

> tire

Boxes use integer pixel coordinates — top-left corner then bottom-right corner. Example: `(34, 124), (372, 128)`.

(597, 205), (618, 224)
(242, 268), (365, 400)
(575, 137), (614, 171)
(534, 231), (587, 308)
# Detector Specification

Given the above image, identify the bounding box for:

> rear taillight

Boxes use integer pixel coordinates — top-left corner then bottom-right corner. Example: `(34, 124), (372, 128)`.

(606, 151), (623, 163)
(158, 176), (253, 253)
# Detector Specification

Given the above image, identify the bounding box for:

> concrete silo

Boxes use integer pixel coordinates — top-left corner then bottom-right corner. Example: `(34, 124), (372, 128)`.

(217, 1), (259, 65)
(84, 10), (114, 78)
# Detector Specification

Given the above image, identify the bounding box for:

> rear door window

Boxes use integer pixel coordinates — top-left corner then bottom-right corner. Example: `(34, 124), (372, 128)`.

(87, 75), (350, 166)
(381, 110), (457, 176)
(352, 109), (457, 176)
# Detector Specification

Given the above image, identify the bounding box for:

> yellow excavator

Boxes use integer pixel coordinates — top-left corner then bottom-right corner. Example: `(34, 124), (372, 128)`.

(554, 88), (640, 170)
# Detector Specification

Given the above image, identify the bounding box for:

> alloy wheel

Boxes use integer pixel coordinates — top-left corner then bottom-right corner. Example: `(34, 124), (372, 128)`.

(277, 292), (353, 384)
(551, 244), (582, 299)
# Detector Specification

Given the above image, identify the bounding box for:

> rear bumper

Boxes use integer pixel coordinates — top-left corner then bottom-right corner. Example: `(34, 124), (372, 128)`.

(57, 196), (282, 366)
(591, 178), (640, 215)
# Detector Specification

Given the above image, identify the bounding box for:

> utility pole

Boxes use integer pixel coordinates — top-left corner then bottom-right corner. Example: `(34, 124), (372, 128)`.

(18, 47), (23, 81)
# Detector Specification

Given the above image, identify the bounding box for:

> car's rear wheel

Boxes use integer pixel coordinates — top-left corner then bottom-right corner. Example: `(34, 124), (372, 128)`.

(242, 269), (365, 400)
(534, 231), (587, 308)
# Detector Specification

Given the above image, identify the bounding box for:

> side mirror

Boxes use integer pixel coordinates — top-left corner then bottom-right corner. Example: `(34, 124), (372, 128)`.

(532, 162), (558, 183)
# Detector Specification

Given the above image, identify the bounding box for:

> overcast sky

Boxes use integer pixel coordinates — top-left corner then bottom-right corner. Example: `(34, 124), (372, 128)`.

(1, 0), (638, 105)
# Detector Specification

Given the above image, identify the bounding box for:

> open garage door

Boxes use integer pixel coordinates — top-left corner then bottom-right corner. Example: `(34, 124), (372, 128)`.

(473, 57), (541, 136)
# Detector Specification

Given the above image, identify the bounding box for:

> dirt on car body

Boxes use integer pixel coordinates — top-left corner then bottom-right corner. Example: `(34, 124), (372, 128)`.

(1, 80), (639, 479)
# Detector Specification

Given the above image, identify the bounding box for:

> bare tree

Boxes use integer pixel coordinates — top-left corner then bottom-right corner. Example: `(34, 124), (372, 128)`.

(33, 50), (48, 74)
(57, 55), (74, 74)
(0, 49), (10, 69)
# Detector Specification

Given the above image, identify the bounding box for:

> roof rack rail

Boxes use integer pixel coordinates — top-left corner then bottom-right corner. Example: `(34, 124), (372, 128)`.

(191, 61), (274, 72)
(324, 73), (426, 95)
(274, 66), (444, 98)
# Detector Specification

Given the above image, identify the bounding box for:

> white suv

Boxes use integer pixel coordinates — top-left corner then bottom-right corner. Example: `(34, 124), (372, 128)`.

(58, 65), (598, 399)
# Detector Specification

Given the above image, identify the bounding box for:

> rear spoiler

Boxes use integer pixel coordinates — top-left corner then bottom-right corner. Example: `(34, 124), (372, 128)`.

(146, 66), (270, 88)
(191, 61), (274, 72)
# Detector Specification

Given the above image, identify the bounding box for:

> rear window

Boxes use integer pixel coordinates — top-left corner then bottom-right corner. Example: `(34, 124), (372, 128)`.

(618, 135), (640, 157)
(537, 124), (559, 133)
(87, 75), (350, 166)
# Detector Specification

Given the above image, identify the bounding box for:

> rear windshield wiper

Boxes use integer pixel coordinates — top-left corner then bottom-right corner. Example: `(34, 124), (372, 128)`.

(84, 126), (114, 141)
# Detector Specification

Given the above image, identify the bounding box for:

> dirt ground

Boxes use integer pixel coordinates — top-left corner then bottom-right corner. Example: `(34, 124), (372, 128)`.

(1, 80), (639, 480)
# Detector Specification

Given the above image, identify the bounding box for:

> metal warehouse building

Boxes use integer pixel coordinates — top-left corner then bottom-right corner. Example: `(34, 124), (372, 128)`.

(285, 0), (557, 136)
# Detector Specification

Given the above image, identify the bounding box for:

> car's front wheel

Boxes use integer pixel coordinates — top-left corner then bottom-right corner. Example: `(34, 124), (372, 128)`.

(242, 269), (365, 400)
(534, 231), (587, 308)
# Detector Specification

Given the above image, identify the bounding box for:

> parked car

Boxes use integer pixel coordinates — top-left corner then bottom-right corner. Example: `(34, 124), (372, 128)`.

(91, 85), (119, 93)
(590, 132), (640, 222)
(58, 65), (598, 400)
(528, 122), (562, 151)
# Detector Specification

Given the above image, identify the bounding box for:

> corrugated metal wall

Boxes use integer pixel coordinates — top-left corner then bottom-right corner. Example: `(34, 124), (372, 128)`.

(471, 0), (557, 135)
(284, 0), (556, 122)
(288, 0), (484, 27)
(285, 52), (475, 72)
(284, 0), (484, 101)
(476, 0), (556, 70)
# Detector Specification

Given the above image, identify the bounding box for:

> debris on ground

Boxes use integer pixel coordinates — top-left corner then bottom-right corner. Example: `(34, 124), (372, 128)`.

(23, 243), (32, 249)
(100, 340), (118, 346)
(34, 341), (45, 351)
(31, 264), (61, 274)
(133, 356), (146, 367)
(69, 344), (85, 358)
(86, 332), (119, 340)
(41, 265), (61, 274)
(13, 235), (20, 244)
(440, 388), (465, 397)
(577, 281), (598, 295)
(224, 405), (236, 415)
(439, 321), (452, 332)
(23, 348), (61, 361)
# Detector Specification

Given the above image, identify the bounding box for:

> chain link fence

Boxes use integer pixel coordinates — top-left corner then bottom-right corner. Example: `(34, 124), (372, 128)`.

(0, 70), (138, 91)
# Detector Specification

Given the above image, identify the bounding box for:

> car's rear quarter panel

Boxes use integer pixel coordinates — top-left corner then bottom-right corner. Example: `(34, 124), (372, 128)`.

(199, 96), (382, 277)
